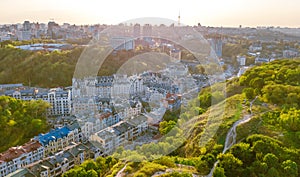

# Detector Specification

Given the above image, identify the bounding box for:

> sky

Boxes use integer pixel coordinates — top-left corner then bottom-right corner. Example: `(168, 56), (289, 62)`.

(0, 0), (300, 27)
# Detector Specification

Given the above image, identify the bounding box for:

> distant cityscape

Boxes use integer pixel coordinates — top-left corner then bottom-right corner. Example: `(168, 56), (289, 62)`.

(1, 20), (300, 42)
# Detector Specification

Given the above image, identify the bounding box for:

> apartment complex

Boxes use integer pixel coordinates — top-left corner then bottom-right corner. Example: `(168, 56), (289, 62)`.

(2, 88), (72, 117)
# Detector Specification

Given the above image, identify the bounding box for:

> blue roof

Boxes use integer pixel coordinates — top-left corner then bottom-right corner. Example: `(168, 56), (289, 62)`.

(37, 127), (71, 146)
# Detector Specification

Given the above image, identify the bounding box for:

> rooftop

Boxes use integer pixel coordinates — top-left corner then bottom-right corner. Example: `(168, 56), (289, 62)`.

(127, 115), (148, 126)
(68, 144), (88, 157)
(97, 111), (112, 120)
(0, 147), (25, 163)
(113, 122), (135, 135)
(36, 127), (71, 146)
(6, 168), (35, 177)
(0, 140), (41, 163)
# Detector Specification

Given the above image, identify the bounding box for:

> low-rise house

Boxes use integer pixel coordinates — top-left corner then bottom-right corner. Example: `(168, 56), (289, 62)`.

(90, 122), (135, 154)
(90, 115), (148, 155)
(68, 144), (90, 166)
(35, 126), (80, 156)
(0, 140), (44, 177)
(249, 43), (262, 52)
(237, 56), (246, 66)
(78, 111), (121, 141)
(164, 93), (182, 111)
(66, 121), (83, 143)
(24, 143), (91, 177)
(91, 129), (116, 155)
(283, 48), (299, 58)
(127, 115), (148, 138)
(27, 151), (74, 177)
(83, 142), (105, 160)
(255, 57), (269, 64)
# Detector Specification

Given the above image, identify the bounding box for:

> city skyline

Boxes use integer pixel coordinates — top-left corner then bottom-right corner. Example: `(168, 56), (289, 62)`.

(1, 0), (300, 27)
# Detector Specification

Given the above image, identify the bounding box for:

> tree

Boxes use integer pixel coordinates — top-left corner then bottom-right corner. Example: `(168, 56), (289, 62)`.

(280, 108), (300, 131)
(230, 143), (253, 165)
(195, 65), (206, 74)
(195, 160), (210, 175)
(266, 167), (279, 177)
(251, 161), (268, 175)
(82, 160), (98, 171)
(286, 68), (300, 86)
(249, 77), (265, 89)
(243, 88), (255, 99)
(263, 153), (279, 168)
(281, 160), (298, 177)
(154, 156), (175, 168)
(213, 167), (226, 177)
(217, 153), (243, 176)
(159, 120), (176, 135)
(86, 169), (98, 177)
(0, 96), (49, 152)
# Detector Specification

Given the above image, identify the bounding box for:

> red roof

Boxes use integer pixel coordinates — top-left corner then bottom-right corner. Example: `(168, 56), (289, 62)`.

(0, 140), (42, 162)
(0, 147), (26, 162)
(98, 112), (112, 120)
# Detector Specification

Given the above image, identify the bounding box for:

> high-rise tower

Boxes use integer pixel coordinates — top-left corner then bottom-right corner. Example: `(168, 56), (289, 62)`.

(178, 11), (181, 26)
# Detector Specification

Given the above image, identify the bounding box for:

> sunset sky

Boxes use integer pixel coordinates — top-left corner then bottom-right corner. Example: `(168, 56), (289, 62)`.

(1, 0), (299, 27)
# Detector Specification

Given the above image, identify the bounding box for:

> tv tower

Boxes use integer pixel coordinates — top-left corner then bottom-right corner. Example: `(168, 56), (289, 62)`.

(178, 11), (180, 26)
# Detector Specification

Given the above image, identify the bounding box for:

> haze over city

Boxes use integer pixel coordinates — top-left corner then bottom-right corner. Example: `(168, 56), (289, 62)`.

(1, 0), (300, 27)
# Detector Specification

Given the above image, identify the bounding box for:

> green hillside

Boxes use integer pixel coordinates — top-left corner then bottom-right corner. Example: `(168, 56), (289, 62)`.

(63, 59), (300, 177)
(0, 47), (82, 88)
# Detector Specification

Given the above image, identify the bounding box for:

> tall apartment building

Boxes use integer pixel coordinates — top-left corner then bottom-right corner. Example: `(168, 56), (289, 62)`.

(208, 37), (223, 58)
(133, 23), (141, 38)
(36, 88), (72, 116)
(3, 88), (72, 117)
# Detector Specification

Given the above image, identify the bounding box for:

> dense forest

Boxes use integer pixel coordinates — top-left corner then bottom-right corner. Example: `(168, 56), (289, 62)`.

(0, 41), (148, 88)
(0, 96), (50, 152)
(63, 59), (300, 177)
(0, 46), (81, 88)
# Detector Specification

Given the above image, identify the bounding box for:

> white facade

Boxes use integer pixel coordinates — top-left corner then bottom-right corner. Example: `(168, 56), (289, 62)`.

(0, 140), (44, 177)
(111, 75), (131, 99)
(17, 31), (31, 41)
(72, 97), (98, 116)
(237, 56), (246, 66)
(283, 49), (298, 58)
(78, 103), (141, 140)
(39, 89), (71, 116)
(255, 57), (269, 64)
(79, 112), (121, 140)
(5, 88), (72, 117)
(90, 116), (148, 155)
(249, 44), (262, 52)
